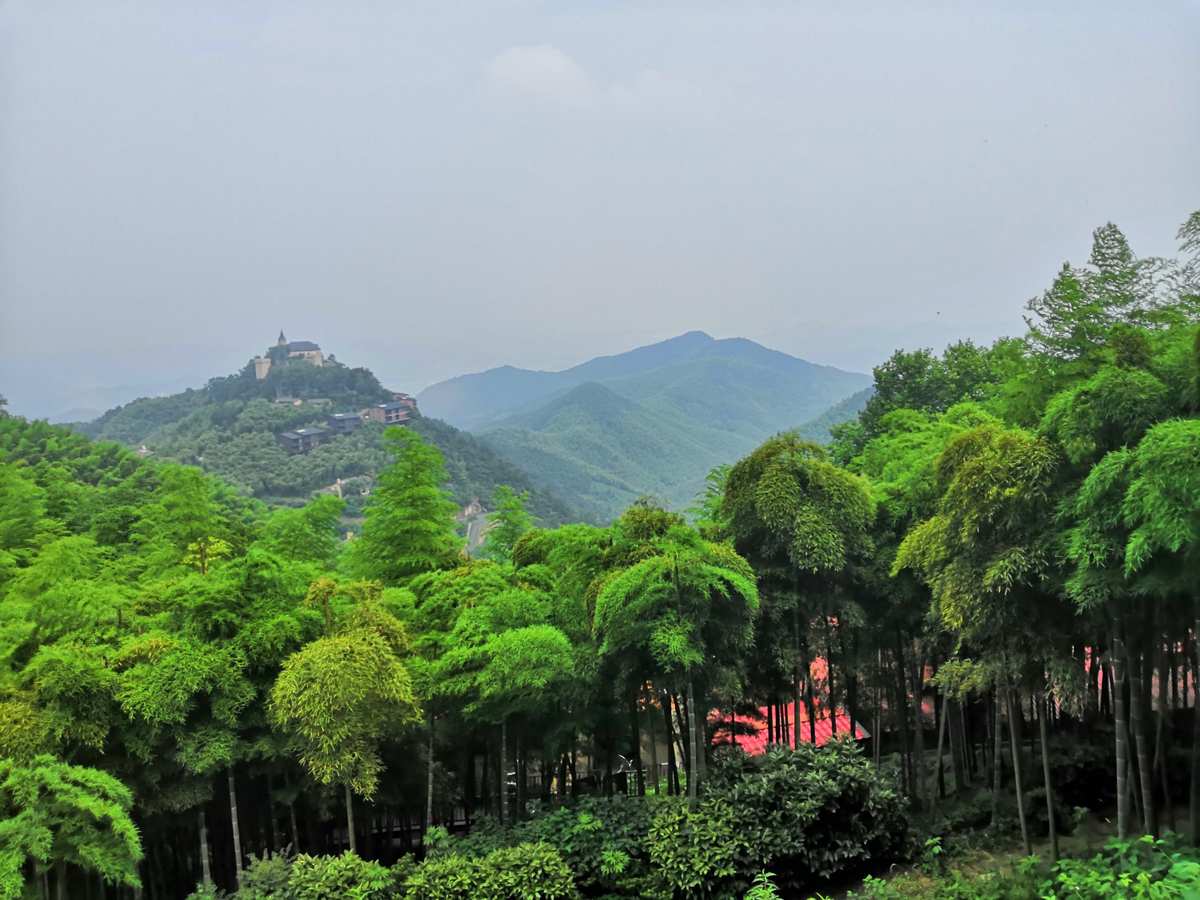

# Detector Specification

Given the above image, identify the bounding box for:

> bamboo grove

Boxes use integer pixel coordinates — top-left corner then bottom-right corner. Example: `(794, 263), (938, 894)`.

(0, 211), (1198, 898)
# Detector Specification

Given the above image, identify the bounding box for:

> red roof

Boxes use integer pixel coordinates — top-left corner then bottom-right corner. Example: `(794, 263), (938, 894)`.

(709, 705), (868, 753)
(706, 652), (870, 752)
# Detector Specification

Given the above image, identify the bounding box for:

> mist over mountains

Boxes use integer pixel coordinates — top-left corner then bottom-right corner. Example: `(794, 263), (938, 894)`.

(61, 330), (869, 525)
(420, 331), (870, 520)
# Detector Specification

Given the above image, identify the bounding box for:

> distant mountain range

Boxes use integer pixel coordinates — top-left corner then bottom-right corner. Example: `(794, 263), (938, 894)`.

(420, 332), (870, 521)
(67, 331), (871, 527)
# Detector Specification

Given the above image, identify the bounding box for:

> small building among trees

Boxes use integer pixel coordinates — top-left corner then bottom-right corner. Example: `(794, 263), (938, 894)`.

(277, 426), (329, 454)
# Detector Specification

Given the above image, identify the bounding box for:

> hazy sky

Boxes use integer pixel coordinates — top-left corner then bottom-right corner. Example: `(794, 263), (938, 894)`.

(2, 1), (1198, 418)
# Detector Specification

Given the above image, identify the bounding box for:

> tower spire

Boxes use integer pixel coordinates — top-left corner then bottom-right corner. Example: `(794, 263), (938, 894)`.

(277, 329), (287, 347)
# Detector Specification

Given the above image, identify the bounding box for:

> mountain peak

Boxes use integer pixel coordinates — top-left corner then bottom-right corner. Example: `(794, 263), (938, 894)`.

(417, 331), (866, 432)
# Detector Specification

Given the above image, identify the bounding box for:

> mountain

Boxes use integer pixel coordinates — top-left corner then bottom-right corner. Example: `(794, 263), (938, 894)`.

(795, 387), (874, 443)
(75, 352), (578, 526)
(420, 331), (869, 433)
(422, 332), (870, 522)
(420, 331), (733, 430)
(481, 382), (747, 522)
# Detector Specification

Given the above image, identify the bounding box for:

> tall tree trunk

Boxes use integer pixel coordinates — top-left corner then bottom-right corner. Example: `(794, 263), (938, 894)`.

(686, 678), (699, 806)
(991, 690), (1003, 828)
(934, 692), (949, 805)
(1157, 685), (1175, 834)
(1192, 608), (1200, 845)
(675, 692), (690, 778)
(646, 688), (661, 794)
(629, 696), (645, 796)
(1114, 626), (1131, 839)
(344, 784), (357, 854)
(1102, 658), (1113, 718)
(949, 698), (965, 792)
(1007, 689), (1032, 856)
(1130, 642), (1156, 835)
(895, 636), (914, 797)
(793, 605), (803, 750)
(499, 718), (508, 826)
(56, 859), (66, 900)
(662, 693), (679, 796)
(516, 734), (526, 815)
(1038, 691), (1059, 862)
(425, 712), (436, 831)
(803, 642), (819, 745)
(825, 614), (837, 735)
(847, 633), (860, 740)
(911, 650), (927, 805)
(288, 800), (300, 854)
(1156, 638), (1176, 834)
(265, 771), (281, 853)
(873, 650), (883, 768)
(228, 769), (243, 889)
(199, 809), (212, 887)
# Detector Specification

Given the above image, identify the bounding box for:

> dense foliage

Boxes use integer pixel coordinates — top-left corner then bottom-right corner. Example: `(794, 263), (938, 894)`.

(73, 353), (577, 523)
(1, 211), (1198, 898)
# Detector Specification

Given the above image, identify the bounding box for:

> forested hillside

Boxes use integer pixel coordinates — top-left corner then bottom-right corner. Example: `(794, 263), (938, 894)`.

(480, 382), (751, 521)
(795, 386), (874, 443)
(2, 212), (1200, 900)
(431, 333), (871, 521)
(73, 355), (577, 526)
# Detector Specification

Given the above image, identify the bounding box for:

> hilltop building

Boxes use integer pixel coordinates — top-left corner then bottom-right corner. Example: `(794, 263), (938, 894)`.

(277, 426), (329, 454)
(326, 412), (362, 434)
(253, 331), (325, 380)
(362, 401), (414, 425)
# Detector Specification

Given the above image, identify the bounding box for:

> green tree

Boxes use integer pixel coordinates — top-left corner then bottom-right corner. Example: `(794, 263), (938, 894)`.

(596, 524), (758, 804)
(348, 428), (462, 583)
(723, 433), (874, 753)
(0, 464), (53, 590)
(269, 598), (421, 852)
(481, 484), (534, 563)
(895, 421), (1067, 852)
(0, 755), (142, 900)
(258, 493), (345, 567)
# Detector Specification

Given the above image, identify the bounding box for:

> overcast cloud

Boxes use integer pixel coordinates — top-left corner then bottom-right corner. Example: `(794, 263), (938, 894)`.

(1, 1), (1197, 418)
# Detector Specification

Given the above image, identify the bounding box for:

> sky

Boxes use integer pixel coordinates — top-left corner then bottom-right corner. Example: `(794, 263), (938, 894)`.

(2, 1), (1198, 419)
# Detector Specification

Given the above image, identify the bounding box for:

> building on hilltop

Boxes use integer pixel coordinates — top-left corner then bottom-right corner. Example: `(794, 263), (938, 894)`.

(362, 401), (413, 425)
(253, 330), (325, 380)
(277, 426), (329, 454)
(326, 412), (362, 434)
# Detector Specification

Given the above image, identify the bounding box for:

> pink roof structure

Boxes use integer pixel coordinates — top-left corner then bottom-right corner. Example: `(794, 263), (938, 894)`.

(709, 705), (869, 754)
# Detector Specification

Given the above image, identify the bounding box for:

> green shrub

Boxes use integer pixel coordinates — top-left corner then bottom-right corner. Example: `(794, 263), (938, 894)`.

(651, 740), (908, 897)
(512, 797), (658, 896)
(421, 797), (659, 896)
(647, 796), (744, 896)
(743, 871), (783, 899)
(403, 842), (577, 900)
(402, 854), (480, 899)
(238, 853), (294, 898)
(1046, 835), (1200, 899)
(850, 836), (1200, 900)
(286, 852), (398, 899)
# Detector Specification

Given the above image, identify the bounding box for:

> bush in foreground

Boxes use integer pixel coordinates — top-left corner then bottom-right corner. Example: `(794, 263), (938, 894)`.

(847, 835), (1200, 900)
(402, 842), (577, 900)
(650, 739), (908, 897)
